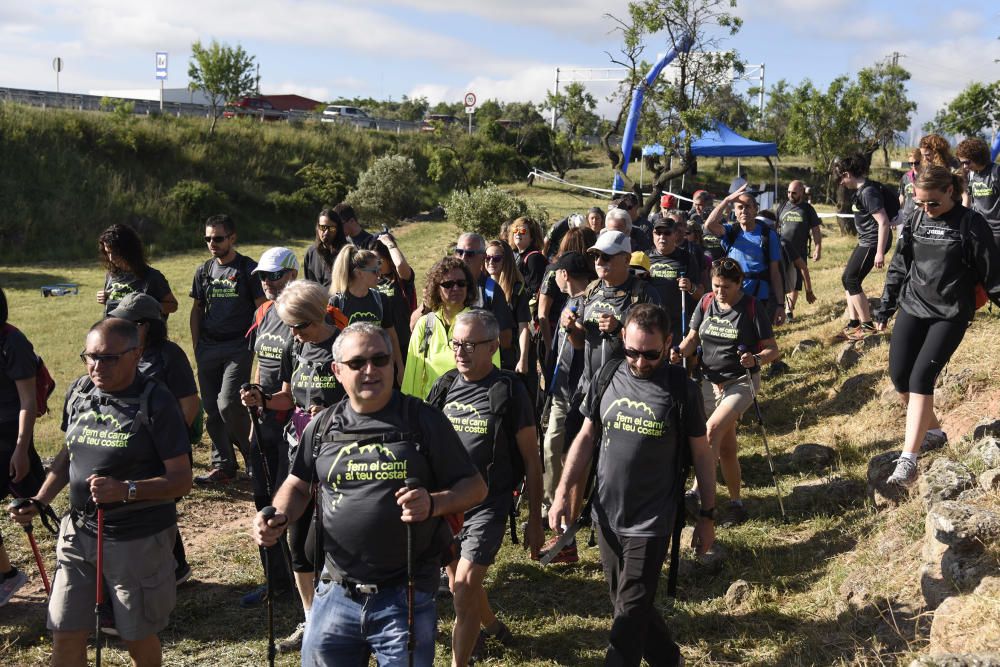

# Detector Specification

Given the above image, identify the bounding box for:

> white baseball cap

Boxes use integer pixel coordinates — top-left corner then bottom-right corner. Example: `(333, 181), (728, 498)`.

(253, 247), (300, 274)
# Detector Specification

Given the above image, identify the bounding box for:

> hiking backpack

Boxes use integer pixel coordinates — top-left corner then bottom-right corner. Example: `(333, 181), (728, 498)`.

(859, 181), (901, 223)
(1, 324), (56, 416)
(426, 368), (528, 544)
(67, 374), (159, 435)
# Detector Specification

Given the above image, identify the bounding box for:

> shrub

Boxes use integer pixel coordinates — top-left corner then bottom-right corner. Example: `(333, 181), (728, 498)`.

(346, 154), (421, 224)
(445, 182), (548, 239)
(265, 190), (313, 219)
(295, 162), (348, 206)
(166, 179), (227, 221)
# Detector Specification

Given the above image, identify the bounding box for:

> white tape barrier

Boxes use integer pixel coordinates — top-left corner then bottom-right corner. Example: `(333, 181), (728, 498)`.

(527, 168), (695, 203)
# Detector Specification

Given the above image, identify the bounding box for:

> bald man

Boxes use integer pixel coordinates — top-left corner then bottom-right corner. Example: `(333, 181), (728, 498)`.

(774, 181), (822, 317)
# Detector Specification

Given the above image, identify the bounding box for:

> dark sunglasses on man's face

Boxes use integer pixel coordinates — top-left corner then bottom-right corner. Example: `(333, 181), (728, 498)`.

(340, 354), (392, 371)
(205, 234), (230, 244)
(589, 252), (615, 263)
(440, 280), (468, 289)
(454, 248), (484, 258)
(624, 347), (662, 361)
(260, 269), (291, 282)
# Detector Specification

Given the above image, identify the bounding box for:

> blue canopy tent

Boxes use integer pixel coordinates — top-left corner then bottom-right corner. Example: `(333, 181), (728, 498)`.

(689, 122), (779, 207)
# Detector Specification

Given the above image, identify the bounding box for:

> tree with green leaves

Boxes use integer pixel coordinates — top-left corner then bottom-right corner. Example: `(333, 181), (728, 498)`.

(845, 61), (916, 165)
(541, 82), (600, 176)
(188, 39), (257, 134)
(925, 80), (1000, 138)
(785, 77), (857, 203)
(603, 0), (744, 215)
(750, 79), (793, 149)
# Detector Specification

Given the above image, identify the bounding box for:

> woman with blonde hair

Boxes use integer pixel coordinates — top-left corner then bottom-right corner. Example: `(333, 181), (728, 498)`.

(329, 245), (403, 384)
(240, 279), (344, 652)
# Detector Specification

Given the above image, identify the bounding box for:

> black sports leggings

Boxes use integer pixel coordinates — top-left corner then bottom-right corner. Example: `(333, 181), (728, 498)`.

(888, 310), (967, 395)
(841, 245), (876, 295)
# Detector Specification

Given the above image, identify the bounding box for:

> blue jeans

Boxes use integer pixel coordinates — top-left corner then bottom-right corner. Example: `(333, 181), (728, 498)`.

(302, 579), (437, 666)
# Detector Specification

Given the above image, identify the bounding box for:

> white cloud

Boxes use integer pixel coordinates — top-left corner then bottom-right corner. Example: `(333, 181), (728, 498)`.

(942, 9), (981, 33)
(266, 81), (331, 101)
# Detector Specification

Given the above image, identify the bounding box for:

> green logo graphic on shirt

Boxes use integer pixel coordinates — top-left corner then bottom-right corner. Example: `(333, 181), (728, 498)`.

(107, 281), (136, 301)
(650, 264), (679, 280)
(585, 300), (619, 323)
(443, 402), (489, 435)
(377, 284), (396, 297)
(781, 211), (803, 224)
(971, 181), (993, 198)
(701, 314), (739, 340)
(349, 311), (379, 323)
(70, 412), (131, 449)
(324, 442), (407, 512)
(256, 332), (286, 359)
(209, 276), (239, 299)
(601, 398), (664, 438)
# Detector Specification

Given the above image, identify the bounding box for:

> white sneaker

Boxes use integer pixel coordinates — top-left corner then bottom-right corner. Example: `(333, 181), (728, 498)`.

(887, 456), (918, 488)
(277, 622), (306, 653)
(0, 569), (27, 606)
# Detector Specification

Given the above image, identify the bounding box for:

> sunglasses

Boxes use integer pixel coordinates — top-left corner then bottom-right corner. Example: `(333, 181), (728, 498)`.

(317, 223), (337, 231)
(589, 252), (615, 263)
(454, 249), (484, 258)
(959, 159), (971, 166)
(485, 255), (504, 264)
(204, 234), (231, 244)
(259, 268), (292, 282)
(356, 265), (380, 274)
(288, 321), (313, 331)
(340, 354), (392, 371)
(624, 347), (662, 361)
(510, 227), (528, 235)
(712, 258), (740, 270)
(80, 347), (137, 365)
(440, 279), (468, 289)
(913, 199), (942, 208)
(449, 339), (493, 354)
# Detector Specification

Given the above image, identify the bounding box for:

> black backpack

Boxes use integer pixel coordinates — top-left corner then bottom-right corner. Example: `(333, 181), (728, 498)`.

(426, 368), (529, 544)
(583, 358), (692, 597)
(860, 181), (901, 222)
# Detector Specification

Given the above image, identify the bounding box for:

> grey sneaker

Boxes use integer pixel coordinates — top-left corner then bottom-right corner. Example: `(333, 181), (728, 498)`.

(887, 456), (919, 488)
(277, 622), (306, 653)
(920, 431), (948, 453)
(0, 568), (27, 606)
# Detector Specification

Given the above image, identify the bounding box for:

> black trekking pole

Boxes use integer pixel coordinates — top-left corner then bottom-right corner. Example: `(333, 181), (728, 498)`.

(404, 477), (421, 667)
(260, 506), (280, 667)
(679, 272), (688, 371)
(7, 498), (51, 597)
(737, 345), (788, 523)
(95, 505), (105, 667)
(549, 305), (577, 393)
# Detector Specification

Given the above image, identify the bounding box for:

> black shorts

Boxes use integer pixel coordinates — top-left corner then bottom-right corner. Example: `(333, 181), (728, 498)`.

(888, 310), (967, 395)
(841, 245), (876, 296)
(457, 498), (511, 566)
(0, 421), (46, 502)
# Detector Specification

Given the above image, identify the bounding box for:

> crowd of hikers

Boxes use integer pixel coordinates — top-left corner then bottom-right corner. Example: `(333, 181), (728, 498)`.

(2, 135), (1000, 667)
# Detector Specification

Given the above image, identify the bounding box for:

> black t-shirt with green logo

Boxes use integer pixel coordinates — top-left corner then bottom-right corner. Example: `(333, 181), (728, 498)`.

(331, 290), (394, 330)
(293, 393), (477, 591)
(189, 254), (264, 341)
(279, 329), (343, 410)
(969, 163), (1000, 237)
(139, 341), (197, 400)
(689, 294), (773, 383)
(581, 276), (661, 383)
(0, 326), (37, 426)
(103, 268), (172, 318)
(776, 201), (822, 260)
(648, 248), (702, 342)
(583, 363), (706, 537)
(249, 304), (293, 394)
(852, 180), (888, 249)
(61, 374), (191, 539)
(441, 368), (533, 500)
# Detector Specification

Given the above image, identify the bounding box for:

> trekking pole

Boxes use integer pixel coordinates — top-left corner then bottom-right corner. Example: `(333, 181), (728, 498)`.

(549, 305), (577, 393)
(679, 272), (687, 371)
(737, 345), (788, 523)
(7, 498), (51, 597)
(260, 506), (279, 667)
(95, 505), (105, 667)
(404, 477), (420, 667)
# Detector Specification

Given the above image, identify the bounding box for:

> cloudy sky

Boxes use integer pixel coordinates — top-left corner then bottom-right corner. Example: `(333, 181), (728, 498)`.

(1, 0), (998, 135)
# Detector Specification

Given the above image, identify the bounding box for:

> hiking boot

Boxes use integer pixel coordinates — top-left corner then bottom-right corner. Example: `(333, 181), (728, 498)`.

(785, 309), (794, 322)
(845, 325), (875, 341)
(277, 622), (305, 653)
(239, 583), (290, 608)
(719, 501), (749, 527)
(194, 468), (235, 485)
(920, 430), (948, 453)
(175, 563), (193, 586)
(470, 630), (488, 662)
(0, 568), (27, 606)
(833, 326), (859, 341)
(436, 568), (452, 599)
(887, 456), (919, 488)
(541, 542), (579, 564)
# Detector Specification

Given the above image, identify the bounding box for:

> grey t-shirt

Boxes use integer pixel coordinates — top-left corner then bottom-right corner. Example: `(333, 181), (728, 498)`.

(279, 330), (343, 410)
(249, 303), (293, 394)
(648, 248), (702, 342)
(293, 393), (478, 592)
(103, 268), (172, 318)
(0, 326), (37, 425)
(139, 341), (197, 400)
(852, 181), (888, 249)
(331, 289), (394, 329)
(689, 294), (773, 383)
(583, 362), (706, 537)
(440, 368), (534, 499)
(581, 276), (662, 384)
(776, 201), (822, 260)
(61, 374), (191, 539)
(190, 254), (264, 341)
(969, 163), (1000, 238)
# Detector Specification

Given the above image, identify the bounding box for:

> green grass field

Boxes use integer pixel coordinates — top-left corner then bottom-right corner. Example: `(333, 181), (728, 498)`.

(1, 177), (997, 666)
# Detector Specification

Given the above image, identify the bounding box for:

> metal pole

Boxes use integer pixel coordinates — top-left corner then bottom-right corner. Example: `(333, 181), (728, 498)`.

(159, 80), (164, 112)
(468, 111), (472, 136)
(551, 67), (560, 130)
(758, 63), (765, 124)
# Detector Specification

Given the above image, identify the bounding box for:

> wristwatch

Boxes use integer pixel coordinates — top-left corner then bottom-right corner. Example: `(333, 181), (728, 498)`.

(125, 480), (137, 503)
(698, 507), (716, 521)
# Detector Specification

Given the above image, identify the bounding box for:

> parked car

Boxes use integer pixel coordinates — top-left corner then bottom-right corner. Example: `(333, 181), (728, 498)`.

(222, 97), (287, 121)
(322, 105), (376, 129)
(420, 114), (461, 132)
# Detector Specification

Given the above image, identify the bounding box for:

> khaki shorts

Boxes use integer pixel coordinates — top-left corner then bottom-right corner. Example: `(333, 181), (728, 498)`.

(48, 515), (177, 641)
(702, 373), (761, 421)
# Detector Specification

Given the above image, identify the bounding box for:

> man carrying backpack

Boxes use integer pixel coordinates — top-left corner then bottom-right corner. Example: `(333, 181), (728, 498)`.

(190, 214), (266, 484)
(775, 181), (823, 319)
(252, 322), (486, 666)
(705, 185), (786, 326)
(427, 310), (543, 664)
(548, 304), (715, 667)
